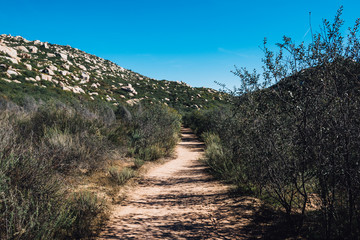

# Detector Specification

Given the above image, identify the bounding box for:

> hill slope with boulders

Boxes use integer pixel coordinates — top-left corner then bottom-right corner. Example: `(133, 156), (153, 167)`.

(0, 34), (226, 110)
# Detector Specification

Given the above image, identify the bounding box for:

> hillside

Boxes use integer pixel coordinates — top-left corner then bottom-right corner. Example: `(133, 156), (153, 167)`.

(0, 34), (226, 110)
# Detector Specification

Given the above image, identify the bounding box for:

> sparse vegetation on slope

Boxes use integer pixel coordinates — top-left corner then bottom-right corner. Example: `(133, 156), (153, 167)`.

(0, 34), (226, 112)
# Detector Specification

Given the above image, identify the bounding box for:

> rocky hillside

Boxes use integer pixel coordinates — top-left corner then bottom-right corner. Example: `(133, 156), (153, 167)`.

(0, 34), (226, 110)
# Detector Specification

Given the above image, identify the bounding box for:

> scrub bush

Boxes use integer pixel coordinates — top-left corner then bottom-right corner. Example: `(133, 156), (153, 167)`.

(187, 7), (360, 238)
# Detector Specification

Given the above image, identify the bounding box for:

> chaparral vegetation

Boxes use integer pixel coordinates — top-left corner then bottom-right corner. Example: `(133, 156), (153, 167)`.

(184, 7), (360, 239)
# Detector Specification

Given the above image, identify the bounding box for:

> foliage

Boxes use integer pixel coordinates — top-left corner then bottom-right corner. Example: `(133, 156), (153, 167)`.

(133, 158), (145, 169)
(0, 97), (181, 239)
(68, 191), (106, 239)
(108, 167), (135, 185)
(0, 154), (75, 240)
(187, 7), (360, 239)
(117, 103), (182, 161)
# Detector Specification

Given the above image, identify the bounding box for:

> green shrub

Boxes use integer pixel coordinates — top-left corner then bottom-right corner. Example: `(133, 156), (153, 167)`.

(137, 145), (165, 161)
(0, 154), (75, 240)
(68, 191), (106, 239)
(22, 69), (36, 78)
(134, 158), (145, 169)
(108, 167), (135, 185)
(41, 126), (105, 172)
(202, 132), (243, 185)
(116, 104), (181, 161)
(0, 100), (112, 239)
(8, 102), (113, 173)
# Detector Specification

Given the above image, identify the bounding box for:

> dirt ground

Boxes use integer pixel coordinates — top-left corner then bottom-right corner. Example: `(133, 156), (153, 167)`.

(98, 128), (262, 239)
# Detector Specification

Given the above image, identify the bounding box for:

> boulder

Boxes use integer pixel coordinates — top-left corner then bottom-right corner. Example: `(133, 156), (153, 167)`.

(25, 77), (36, 82)
(78, 64), (87, 71)
(80, 72), (90, 81)
(47, 53), (56, 58)
(0, 46), (18, 59)
(57, 52), (68, 60)
(24, 63), (32, 71)
(0, 56), (18, 64)
(19, 53), (31, 59)
(121, 84), (137, 95)
(60, 70), (69, 76)
(48, 65), (58, 71)
(13, 36), (23, 41)
(28, 46), (38, 53)
(15, 46), (29, 53)
(126, 99), (140, 106)
(42, 42), (49, 49)
(41, 74), (52, 81)
(69, 86), (85, 94)
(0, 64), (7, 71)
(62, 86), (71, 92)
(7, 69), (19, 75)
(105, 95), (114, 102)
(62, 64), (70, 70)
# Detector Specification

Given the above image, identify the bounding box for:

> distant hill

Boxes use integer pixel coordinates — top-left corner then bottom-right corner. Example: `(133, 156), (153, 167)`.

(0, 34), (226, 110)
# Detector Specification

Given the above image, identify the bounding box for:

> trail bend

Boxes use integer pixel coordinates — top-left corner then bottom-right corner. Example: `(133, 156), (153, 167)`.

(99, 128), (260, 239)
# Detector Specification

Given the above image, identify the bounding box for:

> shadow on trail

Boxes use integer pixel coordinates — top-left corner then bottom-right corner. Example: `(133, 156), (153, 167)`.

(101, 169), (264, 239)
(179, 133), (205, 152)
(100, 128), (268, 239)
(101, 193), (261, 239)
(179, 143), (205, 152)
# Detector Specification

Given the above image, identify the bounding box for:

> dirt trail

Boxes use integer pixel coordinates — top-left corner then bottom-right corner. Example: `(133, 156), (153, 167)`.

(99, 128), (261, 239)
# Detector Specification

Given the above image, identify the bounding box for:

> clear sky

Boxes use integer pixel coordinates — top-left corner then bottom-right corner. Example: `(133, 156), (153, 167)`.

(1, 0), (360, 89)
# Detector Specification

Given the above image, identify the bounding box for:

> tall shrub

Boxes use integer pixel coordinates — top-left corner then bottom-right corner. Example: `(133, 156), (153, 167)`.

(191, 7), (360, 238)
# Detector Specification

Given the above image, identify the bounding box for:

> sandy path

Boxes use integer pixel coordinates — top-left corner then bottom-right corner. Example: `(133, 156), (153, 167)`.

(99, 128), (260, 239)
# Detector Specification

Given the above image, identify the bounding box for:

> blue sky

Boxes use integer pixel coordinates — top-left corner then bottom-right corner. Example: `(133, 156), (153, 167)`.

(1, 0), (360, 89)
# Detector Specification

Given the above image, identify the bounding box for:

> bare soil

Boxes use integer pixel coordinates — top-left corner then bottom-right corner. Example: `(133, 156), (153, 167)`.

(99, 128), (262, 239)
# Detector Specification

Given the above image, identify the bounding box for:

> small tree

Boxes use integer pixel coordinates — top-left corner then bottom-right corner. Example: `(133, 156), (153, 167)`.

(229, 6), (360, 237)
